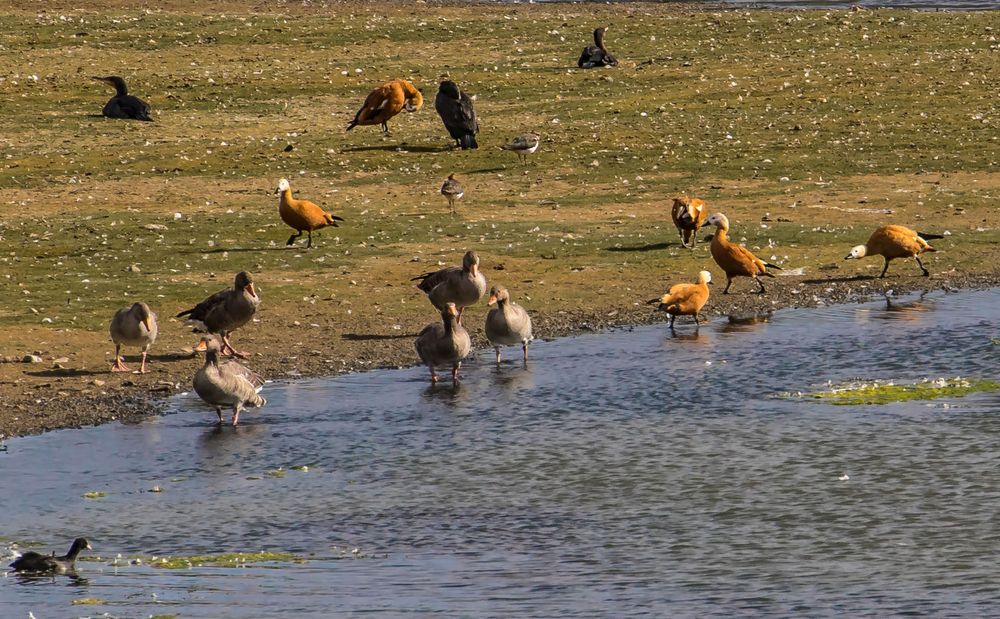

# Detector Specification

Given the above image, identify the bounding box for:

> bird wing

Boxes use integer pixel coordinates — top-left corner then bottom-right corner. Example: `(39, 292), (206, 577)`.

(435, 91), (478, 137)
(176, 288), (229, 321)
(412, 266), (462, 293)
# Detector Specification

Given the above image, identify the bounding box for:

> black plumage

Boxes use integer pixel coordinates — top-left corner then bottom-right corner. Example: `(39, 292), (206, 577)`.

(93, 76), (152, 121)
(578, 27), (619, 69)
(9, 538), (91, 574)
(434, 80), (479, 150)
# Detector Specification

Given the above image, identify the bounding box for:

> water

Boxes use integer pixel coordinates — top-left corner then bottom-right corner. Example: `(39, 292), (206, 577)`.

(2, 290), (1000, 617)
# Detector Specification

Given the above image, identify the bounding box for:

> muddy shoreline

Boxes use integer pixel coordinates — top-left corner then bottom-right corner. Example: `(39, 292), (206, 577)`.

(4, 271), (995, 441)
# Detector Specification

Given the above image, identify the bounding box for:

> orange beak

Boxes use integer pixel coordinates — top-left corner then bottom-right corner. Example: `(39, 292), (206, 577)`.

(487, 294), (497, 305)
(141, 317), (153, 332)
(194, 338), (209, 352)
(246, 283), (258, 298)
(470, 264), (479, 277)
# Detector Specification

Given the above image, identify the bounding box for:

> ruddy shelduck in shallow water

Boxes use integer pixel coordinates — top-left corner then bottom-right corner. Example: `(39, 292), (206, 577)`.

(346, 79), (423, 134)
(702, 213), (781, 294)
(670, 196), (709, 249)
(845, 224), (943, 278)
(649, 270), (712, 328)
(274, 178), (344, 248)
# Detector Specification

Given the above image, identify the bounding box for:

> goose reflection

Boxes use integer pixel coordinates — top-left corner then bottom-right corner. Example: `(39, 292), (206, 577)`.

(421, 380), (468, 406)
(491, 363), (535, 392)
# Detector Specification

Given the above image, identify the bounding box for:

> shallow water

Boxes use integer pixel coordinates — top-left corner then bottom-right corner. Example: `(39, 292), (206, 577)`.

(2, 290), (1000, 617)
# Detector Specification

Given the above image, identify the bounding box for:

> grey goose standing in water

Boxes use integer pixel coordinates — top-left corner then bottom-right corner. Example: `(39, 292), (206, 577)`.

(578, 27), (619, 68)
(485, 285), (534, 364)
(415, 303), (472, 384)
(176, 271), (260, 358)
(109, 301), (158, 373)
(93, 76), (153, 121)
(434, 80), (479, 149)
(193, 334), (266, 426)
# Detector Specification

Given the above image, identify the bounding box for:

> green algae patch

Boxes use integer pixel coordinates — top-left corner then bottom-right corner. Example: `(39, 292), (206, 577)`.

(72, 598), (105, 605)
(787, 378), (1000, 406)
(149, 551), (304, 569)
(82, 491), (107, 499)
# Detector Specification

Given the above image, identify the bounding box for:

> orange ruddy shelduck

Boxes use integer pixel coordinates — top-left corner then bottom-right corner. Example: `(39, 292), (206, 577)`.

(274, 178), (344, 248)
(649, 270), (712, 328)
(845, 225), (943, 278)
(670, 196), (709, 249)
(346, 79), (423, 134)
(702, 213), (781, 294)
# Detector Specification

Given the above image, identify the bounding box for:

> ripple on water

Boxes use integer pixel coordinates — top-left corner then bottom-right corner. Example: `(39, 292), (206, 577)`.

(2, 290), (1000, 617)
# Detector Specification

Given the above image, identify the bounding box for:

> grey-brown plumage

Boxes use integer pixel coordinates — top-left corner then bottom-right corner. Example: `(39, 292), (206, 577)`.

(440, 173), (465, 213)
(109, 301), (157, 373)
(500, 132), (540, 165)
(176, 271), (260, 358)
(193, 334), (266, 426)
(578, 27), (619, 68)
(485, 285), (533, 364)
(412, 250), (487, 322)
(92, 76), (152, 121)
(434, 80), (479, 149)
(415, 303), (472, 383)
(9, 538), (91, 574)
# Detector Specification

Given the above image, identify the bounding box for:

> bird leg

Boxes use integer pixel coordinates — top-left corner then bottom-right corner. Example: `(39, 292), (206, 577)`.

(136, 350), (149, 374)
(915, 255), (929, 277)
(522, 342), (529, 363)
(381, 122), (389, 134)
(755, 276), (767, 295)
(669, 314), (676, 328)
(232, 404), (242, 427)
(306, 230), (313, 249)
(216, 407), (224, 424)
(111, 345), (130, 372)
(723, 277), (733, 294)
(429, 366), (439, 384)
(879, 258), (891, 278)
(451, 364), (461, 383)
(221, 334), (250, 359)
(286, 231), (302, 246)
(494, 347), (502, 364)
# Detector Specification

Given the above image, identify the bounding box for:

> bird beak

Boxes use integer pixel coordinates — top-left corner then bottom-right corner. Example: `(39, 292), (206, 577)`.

(142, 317), (153, 332)
(708, 281), (714, 286)
(488, 294), (497, 305)
(274, 187), (280, 195)
(246, 283), (258, 298)
(194, 338), (209, 352)
(655, 304), (668, 313)
(86, 542), (92, 550)
(844, 253), (853, 260)
(700, 221), (712, 228)
(470, 264), (479, 277)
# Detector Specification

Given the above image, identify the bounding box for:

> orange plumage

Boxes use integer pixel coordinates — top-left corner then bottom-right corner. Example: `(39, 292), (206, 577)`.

(652, 270), (712, 328)
(845, 224), (941, 277)
(704, 212), (780, 294)
(670, 196), (709, 248)
(275, 178), (344, 248)
(346, 79), (423, 133)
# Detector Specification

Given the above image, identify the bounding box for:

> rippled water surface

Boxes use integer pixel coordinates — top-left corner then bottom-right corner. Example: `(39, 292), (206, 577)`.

(3, 290), (1000, 617)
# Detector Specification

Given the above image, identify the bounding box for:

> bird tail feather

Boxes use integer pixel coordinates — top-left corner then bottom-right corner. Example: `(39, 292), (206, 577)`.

(917, 231), (944, 241)
(460, 134), (478, 149)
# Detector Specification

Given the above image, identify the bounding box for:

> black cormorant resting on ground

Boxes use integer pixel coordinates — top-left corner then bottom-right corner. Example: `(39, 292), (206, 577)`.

(9, 538), (91, 574)
(434, 80), (479, 149)
(578, 27), (619, 68)
(93, 76), (152, 121)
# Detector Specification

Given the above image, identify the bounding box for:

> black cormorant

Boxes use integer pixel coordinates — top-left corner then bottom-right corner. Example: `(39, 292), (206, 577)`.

(434, 80), (479, 149)
(93, 76), (152, 121)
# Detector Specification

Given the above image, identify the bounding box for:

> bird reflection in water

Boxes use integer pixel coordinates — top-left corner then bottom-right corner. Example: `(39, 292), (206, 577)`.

(421, 380), (467, 407)
(721, 312), (772, 334)
(491, 363), (535, 393)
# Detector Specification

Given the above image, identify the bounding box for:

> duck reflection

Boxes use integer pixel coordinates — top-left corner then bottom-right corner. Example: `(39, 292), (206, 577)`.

(721, 312), (772, 334)
(491, 363), (535, 392)
(421, 380), (468, 407)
